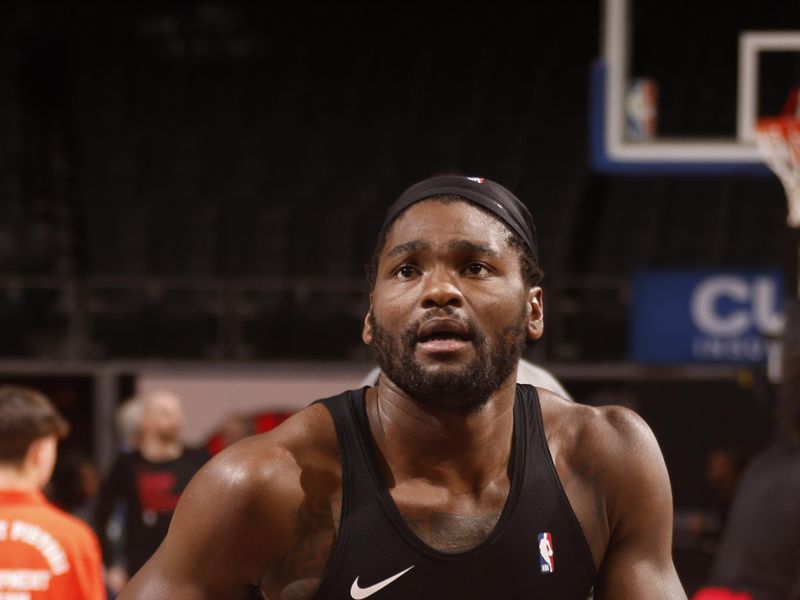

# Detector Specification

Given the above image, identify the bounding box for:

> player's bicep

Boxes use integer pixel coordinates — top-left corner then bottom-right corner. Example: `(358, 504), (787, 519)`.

(116, 558), (217, 600)
(120, 444), (297, 599)
(593, 407), (687, 599)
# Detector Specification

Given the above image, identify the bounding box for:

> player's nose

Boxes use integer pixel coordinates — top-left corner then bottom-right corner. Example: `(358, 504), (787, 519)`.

(419, 267), (464, 309)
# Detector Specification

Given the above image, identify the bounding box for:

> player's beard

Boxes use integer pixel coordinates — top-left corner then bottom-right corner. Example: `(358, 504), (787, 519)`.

(368, 306), (527, 413)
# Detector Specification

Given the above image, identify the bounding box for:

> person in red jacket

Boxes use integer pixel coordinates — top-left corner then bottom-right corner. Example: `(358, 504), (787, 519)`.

(0, 385), (106, 600)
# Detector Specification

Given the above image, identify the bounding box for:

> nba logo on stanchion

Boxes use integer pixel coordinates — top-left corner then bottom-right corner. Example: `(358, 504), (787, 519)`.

(537, 532), (554, 573)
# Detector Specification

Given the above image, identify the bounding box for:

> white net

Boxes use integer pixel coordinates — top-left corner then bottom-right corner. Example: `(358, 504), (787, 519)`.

(755, 118), (800, 229)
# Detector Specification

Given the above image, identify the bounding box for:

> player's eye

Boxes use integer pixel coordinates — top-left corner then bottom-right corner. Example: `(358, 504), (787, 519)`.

(395, 265), (417, 279)
(465, 263), (490, 276)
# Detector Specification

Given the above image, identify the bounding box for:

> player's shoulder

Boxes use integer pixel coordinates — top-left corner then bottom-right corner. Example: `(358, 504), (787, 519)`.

(189, 401), (339, 503)
(166, 402), (340, 561)
(537, 387), (659, 472)
(231, 400), (338, 465)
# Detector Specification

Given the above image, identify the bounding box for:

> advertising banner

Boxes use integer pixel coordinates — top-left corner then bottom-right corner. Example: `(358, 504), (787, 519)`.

(631, 270), (784, 363)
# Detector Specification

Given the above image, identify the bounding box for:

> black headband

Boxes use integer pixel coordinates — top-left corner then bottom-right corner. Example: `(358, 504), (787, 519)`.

(381, 175), (538, 257)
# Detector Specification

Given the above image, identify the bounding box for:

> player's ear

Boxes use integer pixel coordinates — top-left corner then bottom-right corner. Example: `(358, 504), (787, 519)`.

(526, 287), (544, 340)
(362, 295), (374, 345)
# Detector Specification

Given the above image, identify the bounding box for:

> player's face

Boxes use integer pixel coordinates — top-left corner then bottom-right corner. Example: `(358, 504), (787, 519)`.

(364, 199), (543, 412)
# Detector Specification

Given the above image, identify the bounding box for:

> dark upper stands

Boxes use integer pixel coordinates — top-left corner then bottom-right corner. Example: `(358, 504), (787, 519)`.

(0, 2), (792, 360)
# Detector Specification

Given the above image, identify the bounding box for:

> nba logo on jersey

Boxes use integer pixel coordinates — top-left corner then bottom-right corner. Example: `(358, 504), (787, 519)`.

(537, 532), (554, 573)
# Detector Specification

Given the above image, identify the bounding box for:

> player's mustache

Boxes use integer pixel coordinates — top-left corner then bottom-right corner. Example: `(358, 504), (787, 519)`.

(406, 308), (479, 344)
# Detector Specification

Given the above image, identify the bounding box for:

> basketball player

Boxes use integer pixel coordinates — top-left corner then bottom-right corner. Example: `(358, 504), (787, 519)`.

(119, 176), (687, 599)
(94, 390), (208, 593)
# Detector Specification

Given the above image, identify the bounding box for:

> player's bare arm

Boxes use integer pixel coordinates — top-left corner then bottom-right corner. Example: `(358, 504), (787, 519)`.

(118, 404), (340, 600)
(544, 391), (686, 598)
(594, 405), (686, 597)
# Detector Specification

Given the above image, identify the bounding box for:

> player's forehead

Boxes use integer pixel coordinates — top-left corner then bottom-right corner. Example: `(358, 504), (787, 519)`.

(380, 198), (513, 257)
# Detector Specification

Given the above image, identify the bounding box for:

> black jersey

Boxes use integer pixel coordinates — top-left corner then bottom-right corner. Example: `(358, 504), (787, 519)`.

(313, 385), (595, 599)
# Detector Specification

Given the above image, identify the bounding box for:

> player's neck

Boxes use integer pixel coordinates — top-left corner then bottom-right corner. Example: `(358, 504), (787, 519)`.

(367, 378), (517, 492)
(139, 437), (183, 462)
(0, 465), (39, 492)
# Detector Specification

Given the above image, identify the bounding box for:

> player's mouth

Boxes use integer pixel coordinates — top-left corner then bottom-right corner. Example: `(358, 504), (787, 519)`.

(415, 319), (472, 354)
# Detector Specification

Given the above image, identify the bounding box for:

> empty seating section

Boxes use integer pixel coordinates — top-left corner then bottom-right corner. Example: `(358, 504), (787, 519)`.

(0, 3), (790, 359)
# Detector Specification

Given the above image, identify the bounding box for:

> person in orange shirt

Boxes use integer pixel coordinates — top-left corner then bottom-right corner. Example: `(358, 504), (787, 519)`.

(0, 385), (106, 600)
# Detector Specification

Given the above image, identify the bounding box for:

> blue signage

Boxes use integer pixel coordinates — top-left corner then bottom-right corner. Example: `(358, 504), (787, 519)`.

(631, 270), (785, 363)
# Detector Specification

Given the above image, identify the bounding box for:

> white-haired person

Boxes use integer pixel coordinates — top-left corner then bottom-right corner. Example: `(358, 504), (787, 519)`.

(93, 390), (208, 596)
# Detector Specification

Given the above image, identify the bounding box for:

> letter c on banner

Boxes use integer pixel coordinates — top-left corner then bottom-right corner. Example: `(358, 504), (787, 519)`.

(691, 276), (750, 337)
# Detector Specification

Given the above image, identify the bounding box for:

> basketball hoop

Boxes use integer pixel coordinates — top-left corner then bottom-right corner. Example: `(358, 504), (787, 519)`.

(755, 88), (800, 229)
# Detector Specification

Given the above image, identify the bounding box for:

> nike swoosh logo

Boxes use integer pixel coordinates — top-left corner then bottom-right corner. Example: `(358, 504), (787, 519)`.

(350, 565), (415, 599)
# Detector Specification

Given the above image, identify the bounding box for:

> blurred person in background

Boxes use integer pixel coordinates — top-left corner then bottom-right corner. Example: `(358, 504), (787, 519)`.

(95, 395), (145, 596)
(682, 444), (746, 549)
(50, 450), (103, 525)
(114, 397), (143, 453)
(93, 389), (207, 596)
(693, 305), (800, 600)
(0, 385), (106, 599)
